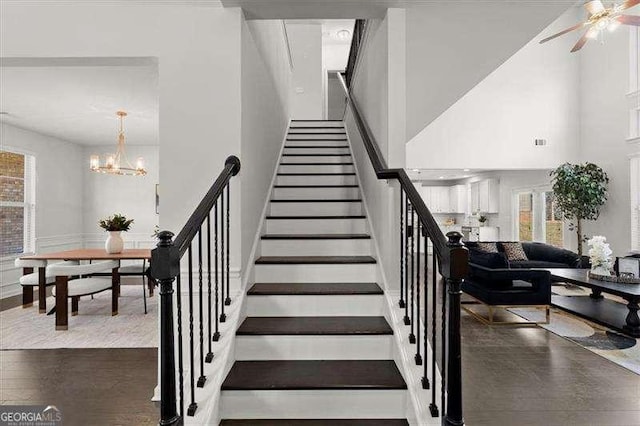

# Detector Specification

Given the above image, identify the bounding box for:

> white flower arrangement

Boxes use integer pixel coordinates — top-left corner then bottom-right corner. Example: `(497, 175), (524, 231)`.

(587, 235), (613, 276)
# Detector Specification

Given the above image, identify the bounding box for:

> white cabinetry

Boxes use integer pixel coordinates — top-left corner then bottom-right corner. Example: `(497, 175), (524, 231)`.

(420, 186), (450, 213)
(470, 179), (499, 214)
(449, 185), (468, 214)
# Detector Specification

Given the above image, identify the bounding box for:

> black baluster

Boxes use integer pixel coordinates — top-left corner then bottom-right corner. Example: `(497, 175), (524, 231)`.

(176, 274), (184, 418)
(404, 195), (410, 325)
(415, 220), (422, 365)
(399, 189), (405, 308)
(220, 190), (226, 323)
(225, 183), (231, 306)
(409, 205), (416, 343)
(187, 245), (197, 416)
(429, 249), (439, 417)
(213, 201), (221, 340)
(422, 234), (430, 390)
(197, 230), (206, 388)
(440, 266), (447, 421)
(205, 214), (214, 363)
(152, 231), (182, 425)
(444, 232), (466, 426)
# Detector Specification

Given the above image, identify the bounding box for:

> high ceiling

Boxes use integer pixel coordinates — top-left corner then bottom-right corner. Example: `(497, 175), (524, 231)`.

(0, 58), (159, 146)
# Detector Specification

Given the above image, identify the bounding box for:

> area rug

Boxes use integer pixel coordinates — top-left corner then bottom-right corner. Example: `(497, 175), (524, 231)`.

(510, 284), (640, 375)
(0, 285), (157, 349)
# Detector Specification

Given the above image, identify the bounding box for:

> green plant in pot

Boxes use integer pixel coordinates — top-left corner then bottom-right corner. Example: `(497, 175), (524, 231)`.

(550, 163), (609, 256)
(478, 215), (488, 226)
(99, 213), (134, 254)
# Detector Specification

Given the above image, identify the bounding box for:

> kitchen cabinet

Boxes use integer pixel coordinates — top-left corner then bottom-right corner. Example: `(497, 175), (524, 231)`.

(470, 179), (499, 214)
(449, 185), (468, 213)
(420, 185), (450, 213)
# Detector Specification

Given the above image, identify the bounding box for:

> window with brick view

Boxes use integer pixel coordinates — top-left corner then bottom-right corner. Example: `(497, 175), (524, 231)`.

(0, 150), (35, 256)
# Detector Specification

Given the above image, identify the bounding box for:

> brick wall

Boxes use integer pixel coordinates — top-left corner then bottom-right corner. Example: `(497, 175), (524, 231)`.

(0, 151), (25, 256)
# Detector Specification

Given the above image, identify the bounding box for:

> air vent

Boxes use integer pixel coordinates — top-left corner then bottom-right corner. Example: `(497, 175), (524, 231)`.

(535, 139), (547, 146)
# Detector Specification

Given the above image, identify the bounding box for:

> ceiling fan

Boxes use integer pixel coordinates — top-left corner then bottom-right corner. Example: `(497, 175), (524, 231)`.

(539, 0), (640, 52)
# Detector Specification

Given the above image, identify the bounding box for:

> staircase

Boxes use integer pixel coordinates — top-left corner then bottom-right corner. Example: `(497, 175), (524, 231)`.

(219, 120), (409, 424)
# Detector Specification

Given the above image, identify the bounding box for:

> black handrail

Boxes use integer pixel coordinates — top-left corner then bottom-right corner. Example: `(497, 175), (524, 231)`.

(338, 24), (467, 426)
(337, 73), (448, 257)
(151, 155), (241, 426)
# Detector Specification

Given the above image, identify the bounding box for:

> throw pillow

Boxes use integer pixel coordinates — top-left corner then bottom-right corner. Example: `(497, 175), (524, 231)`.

(501, 242), (528, 261)
(476, 242), (499, 253)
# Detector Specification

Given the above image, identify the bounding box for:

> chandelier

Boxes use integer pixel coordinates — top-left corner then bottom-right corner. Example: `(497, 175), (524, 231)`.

(89, 111), (146, 176)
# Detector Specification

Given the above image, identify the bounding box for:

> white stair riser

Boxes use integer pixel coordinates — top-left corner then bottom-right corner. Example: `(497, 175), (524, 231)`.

(246, 294), (384, 316)
(220, 389), (406, 419)
(287, 134), (347, 140)
(285, 140), (347, 147)
(235, 335), (394, 360)
(292, 121), (344, 127)
(273, 186), (359, 199)
(279, 165), (355, 174)
(282, 155), (351, 164)
(255, 264), (376, 283)
(276, 175), (357, 185)
(265, 218), (366, 234)
(269, 202), (362, 216)
(283, 148), (350, 155)
(261, 239), (372, 256)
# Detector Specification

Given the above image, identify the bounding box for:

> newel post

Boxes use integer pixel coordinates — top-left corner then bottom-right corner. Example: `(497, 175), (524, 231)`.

(444, 231), (468, 426)
(151, 231), (182, 426)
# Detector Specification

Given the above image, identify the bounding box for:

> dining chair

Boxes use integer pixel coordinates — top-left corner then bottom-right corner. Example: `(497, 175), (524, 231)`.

(118, 260), (150, 314)
(14, 259), (79, 312)
(48, 260), (120, 322)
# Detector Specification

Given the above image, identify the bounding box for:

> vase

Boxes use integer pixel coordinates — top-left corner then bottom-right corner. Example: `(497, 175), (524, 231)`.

(105, 231), (124, 254)
(590, 265), (611, 277)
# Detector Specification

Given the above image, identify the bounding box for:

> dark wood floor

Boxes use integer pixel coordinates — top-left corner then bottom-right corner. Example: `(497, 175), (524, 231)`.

(0, 348), (158, 426)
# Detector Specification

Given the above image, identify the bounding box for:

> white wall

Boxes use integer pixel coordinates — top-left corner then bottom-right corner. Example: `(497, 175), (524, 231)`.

(0, 123), (84, 296)
(404, 1), (572, 141)
(580, 26), (636, 256)
(346, 10), (406, 292)
(82, 145), (159, 248)
(1, 3), (244, 273)
(240, 17), (291, 271)
(406, 8), (581, 170)
(288, 22), (323, 119)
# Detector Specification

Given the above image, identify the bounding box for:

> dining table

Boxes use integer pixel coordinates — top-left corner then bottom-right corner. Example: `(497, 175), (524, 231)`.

(20, 249), (152, 330)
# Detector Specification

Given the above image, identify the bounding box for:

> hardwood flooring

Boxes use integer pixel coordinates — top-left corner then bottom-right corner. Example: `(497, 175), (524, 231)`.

(0, 348), (158, 426)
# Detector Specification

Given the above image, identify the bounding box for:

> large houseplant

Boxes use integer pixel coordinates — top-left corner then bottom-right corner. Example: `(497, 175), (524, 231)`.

(550, 163), (609, 256)
(99, 213), (134, 254)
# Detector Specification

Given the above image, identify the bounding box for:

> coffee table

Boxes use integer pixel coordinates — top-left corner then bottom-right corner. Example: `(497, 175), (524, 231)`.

(546, 268), (640, 338)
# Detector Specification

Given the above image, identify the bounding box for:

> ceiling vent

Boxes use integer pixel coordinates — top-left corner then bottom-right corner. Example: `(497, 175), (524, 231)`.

(534, 139), (547, 146)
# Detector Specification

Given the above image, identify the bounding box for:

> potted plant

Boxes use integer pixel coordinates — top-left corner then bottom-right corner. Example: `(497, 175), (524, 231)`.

(550, 162), (609, 256)
(478, 215), (488, 227)
(99, 213), (134, 254)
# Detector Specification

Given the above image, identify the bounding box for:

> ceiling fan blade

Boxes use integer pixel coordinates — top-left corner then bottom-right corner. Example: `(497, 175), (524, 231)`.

(539, 22), (585, 44)
(616, 14), (640, 25)
(585, 0), (606, 16)
(571, 32), (590, 53)
(617, 0), (640, 12)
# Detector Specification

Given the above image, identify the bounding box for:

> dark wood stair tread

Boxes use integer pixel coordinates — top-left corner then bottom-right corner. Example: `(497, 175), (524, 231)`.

(237, 316), (392, 336)
(266, 215), (365, 219)
(248, 282), (382, 295)
(270, 199), (361, 203)
(280, 163), (353, 166)
(287, 139), (348, 142)
(274, 185), (358, 188)
(221, 360), (406, 390)
(284, 146), (349, 149)
(283, 153), (351, 156)
(255, 256), (376, 264)
(276, 173), (356, 176)
(220, 420), (408, 425)
(261, 234), (370, 240)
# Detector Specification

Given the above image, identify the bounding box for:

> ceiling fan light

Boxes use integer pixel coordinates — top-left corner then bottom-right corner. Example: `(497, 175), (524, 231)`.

(595, 17), (609, 30)
(336, 29), (351, 41)
(586, 27), (600, 39)
(607, 19), (621, 32)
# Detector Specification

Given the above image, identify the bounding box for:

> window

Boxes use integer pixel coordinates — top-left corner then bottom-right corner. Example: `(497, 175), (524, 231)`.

(630, 28), (640, 141)
(0, 150), (35, 256)
(631, 155), (640, 251)
(514, 188), (563, 247)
